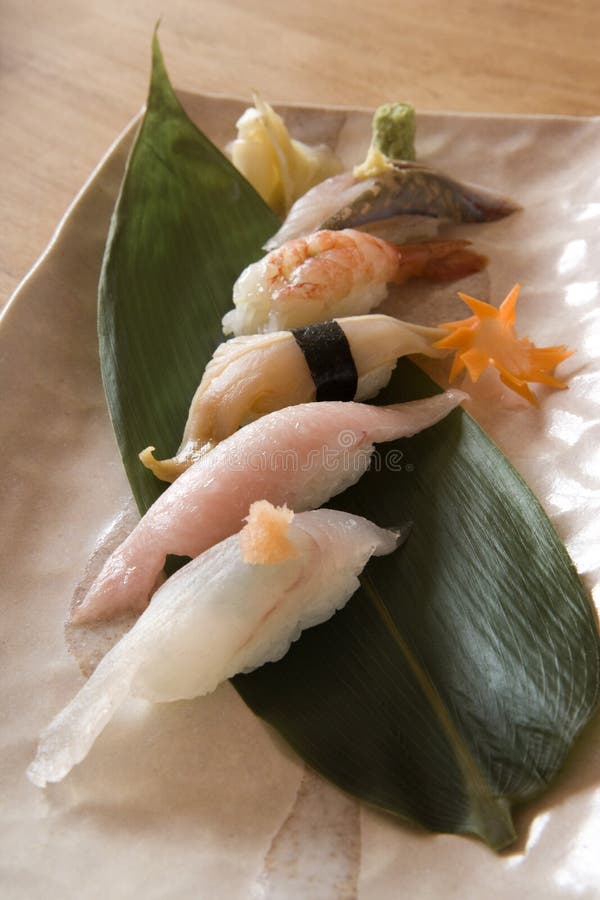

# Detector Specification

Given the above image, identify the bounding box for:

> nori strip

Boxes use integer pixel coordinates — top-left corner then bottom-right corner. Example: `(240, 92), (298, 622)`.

(292, 321), (358, 401)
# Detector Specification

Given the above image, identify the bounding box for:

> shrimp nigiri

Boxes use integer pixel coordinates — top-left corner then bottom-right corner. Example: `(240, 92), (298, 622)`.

(28, 502), (400, 787)
(141, 315), (447, 482)
(72, 391), (464, 625)
(222, 229), (487, 336)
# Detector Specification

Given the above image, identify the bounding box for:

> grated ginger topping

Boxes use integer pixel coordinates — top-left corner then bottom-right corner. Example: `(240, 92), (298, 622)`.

(240, 501), (298, 565)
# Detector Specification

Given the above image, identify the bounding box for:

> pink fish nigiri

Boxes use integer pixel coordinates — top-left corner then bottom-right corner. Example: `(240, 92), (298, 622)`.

(71, 392), (464, 625)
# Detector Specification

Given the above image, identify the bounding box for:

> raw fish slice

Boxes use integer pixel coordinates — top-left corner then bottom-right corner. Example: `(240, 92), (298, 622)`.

(140, 331), (314, 481)
(72, 391), (465, 625)
(348, 316), (445, 400)
(264, 171), (366, 249)
(324, 163), (521, 231)
(265, 163), (520, 250)
(140, 315), (447, 482)
(28, 503), (399, 787)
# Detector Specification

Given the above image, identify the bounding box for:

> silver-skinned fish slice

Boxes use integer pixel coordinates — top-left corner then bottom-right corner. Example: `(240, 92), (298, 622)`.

(265, 163), (520, 250)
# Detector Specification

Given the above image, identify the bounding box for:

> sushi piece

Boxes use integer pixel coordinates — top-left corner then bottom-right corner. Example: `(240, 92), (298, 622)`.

(72, 391), (465, 625)
(28, 502), (400, 787)
(222, 229), (486, 336)
(265, 161), (520, 250)
(140, 315), (447, 482)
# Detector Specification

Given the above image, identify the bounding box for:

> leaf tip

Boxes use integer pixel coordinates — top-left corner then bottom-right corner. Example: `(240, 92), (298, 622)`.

(149, 23), (178, 115)
(465, 793), (517, 851)
(151, 20), (163, 69)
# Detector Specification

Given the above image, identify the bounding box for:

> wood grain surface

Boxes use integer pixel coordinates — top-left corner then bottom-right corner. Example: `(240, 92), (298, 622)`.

(2, 0), (599, 308)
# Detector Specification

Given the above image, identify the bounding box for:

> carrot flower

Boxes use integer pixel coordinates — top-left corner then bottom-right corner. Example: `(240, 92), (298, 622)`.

(435, 284), (574, 405)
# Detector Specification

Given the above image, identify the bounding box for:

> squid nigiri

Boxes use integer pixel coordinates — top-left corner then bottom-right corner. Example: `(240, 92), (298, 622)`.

(140, 315), (447, 482)
(264, 161), (520, 250)
(72, 391), (464, 625)
(28, 502), (399, 788)
(222, 229), (487, 337)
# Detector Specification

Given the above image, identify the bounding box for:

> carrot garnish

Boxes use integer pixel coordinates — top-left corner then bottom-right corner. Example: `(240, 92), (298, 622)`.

(434, 284), (574, 405)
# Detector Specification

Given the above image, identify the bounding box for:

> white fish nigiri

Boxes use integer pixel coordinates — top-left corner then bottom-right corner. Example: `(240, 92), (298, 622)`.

(72, 392), (464, 625)
(222, 229), (486, 336)
(28, 502), (399, 788)
(140, 315), (447, 482)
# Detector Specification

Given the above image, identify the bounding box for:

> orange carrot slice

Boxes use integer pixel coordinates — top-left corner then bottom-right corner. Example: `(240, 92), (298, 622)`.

(435, 284), (574, 405)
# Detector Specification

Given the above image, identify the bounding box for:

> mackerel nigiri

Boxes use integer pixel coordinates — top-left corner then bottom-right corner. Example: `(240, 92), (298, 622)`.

(72, 392), (464, 625)
(265, 161), (520, 250)
(141, 315), (447, 482)
(222, 229), (486, 336)
(29, 502), (399, 787)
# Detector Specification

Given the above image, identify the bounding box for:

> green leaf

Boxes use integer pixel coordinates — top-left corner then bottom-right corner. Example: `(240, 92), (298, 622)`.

(99, 32), (279, 513)
(98, 35), (600, 850)
(236, 361), (600, 848)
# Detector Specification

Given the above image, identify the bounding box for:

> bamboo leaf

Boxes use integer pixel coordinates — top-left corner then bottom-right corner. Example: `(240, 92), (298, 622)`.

(99, 33), (279, 512)
(98, 35), (600, 850)
(235, 361), (600, 847)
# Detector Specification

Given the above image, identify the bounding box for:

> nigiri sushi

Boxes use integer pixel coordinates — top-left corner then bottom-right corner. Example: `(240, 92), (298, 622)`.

(72, 391), (465, 625)
(28, 502), (399, 787)
(222, 229), (486, 336)
(265, 161), (520, 250)
(140, 315), (447, 482)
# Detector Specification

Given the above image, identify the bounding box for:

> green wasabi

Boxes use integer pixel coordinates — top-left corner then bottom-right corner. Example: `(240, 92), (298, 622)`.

(372, 102), (416, 161)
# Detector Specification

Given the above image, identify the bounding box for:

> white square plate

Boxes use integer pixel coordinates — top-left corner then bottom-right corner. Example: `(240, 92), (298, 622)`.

(2, 95), (599, 898)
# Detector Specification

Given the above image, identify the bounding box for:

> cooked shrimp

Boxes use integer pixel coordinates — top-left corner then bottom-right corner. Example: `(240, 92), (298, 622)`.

(222, 229), (486, 335)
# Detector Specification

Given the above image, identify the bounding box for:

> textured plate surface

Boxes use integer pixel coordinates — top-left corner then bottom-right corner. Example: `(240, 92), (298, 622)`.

(1, 96), (600, 898)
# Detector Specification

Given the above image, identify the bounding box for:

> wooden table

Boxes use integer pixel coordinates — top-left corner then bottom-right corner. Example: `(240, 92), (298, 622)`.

(2, 0), (599, 309)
